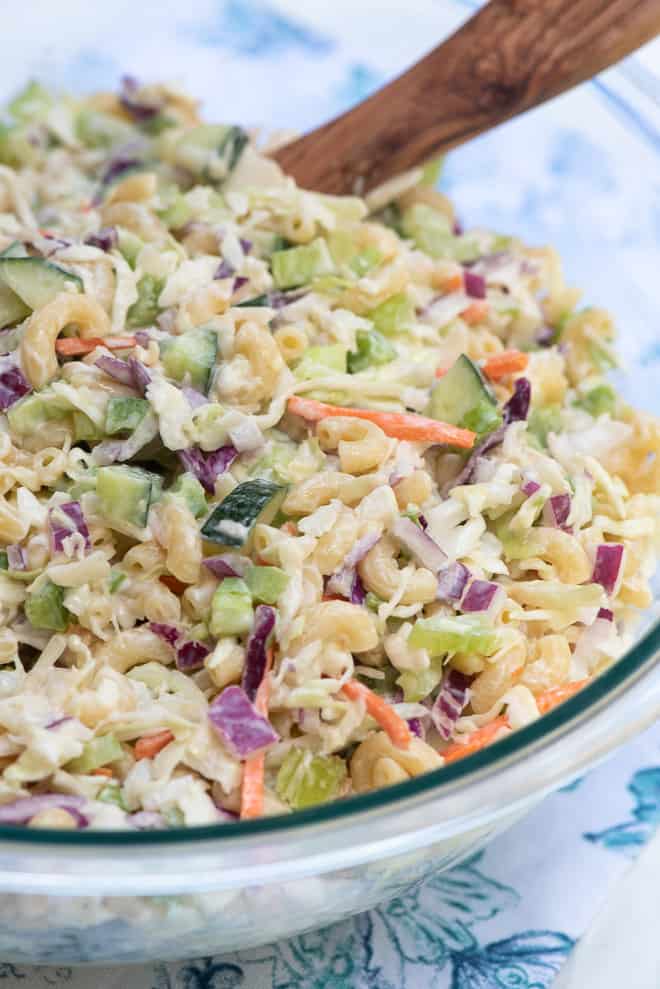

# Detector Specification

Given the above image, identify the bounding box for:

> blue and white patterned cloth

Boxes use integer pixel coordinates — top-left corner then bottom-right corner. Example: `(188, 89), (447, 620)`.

(2, 1), (659, 985)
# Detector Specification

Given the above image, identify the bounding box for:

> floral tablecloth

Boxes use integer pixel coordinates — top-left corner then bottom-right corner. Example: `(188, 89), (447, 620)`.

(2, 0), (659, 985)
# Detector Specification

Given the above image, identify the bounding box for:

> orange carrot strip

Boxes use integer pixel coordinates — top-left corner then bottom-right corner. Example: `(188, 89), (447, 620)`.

(342, 680), (412, 750)
(434, 365), (449, 378)
(240, 649), (274, 820)
(442, 716), (510, 764)
(482, 349), (529, 381)
(442, 272), (464, 293)
(55, 335), (137, 356)
(90, 767), (113, 778)
(461, 300), (489, 325)
(159, 574), (188, 596)
(536, 678), (591, 715)
(287, 396), (475, 449)
(134, 729), (174, 761)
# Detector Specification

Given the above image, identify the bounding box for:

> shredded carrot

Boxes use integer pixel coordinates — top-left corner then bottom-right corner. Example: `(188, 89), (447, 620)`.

(240, 649), (274, 820)
(441, 271), (464, 293)
(90, 767), (113, 778)
(442, 716), (510, 764)
(55, 335), (137, 356)
(482, 349), (529, 381)
(342, 680), (412, 749)
(287, 396), (475, 449)
(159, 574), (188, 596)
(536, 678), (591, 715)
(134, 729), (174, 761)
(434, 365), (449, 378)
(461, 300), (489, 325)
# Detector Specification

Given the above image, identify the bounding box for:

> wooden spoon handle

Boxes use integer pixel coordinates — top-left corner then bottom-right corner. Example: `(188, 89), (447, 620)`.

(273, 0), (660, 195)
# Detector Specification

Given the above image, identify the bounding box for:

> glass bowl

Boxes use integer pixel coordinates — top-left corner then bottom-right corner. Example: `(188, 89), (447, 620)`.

(0, 0), (658, 964)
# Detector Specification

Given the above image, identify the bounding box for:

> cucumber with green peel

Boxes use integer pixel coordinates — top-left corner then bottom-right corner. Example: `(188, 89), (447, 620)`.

(7, 391), (73, 438)
(271, 238), (335, 290)
(294, 344), (347, 380)
(209, 577), (253, 637)
(126, 274), (163, 328)
(201, 478), (288, 547)
(172, 124), (248, 178)
(368, 293), (415, 336)
(0, 281), (30, 329)
(160, 326), (217, 393)
(347, 329), (396, 373)
(426, 354), (502, 437)
(65, 733), (123, 774)
(0, 257), (82, 310)
(105, 396), (149, 435)
(25, 579), (71, 632)
(96, 465), (161, 529)
(169, 473), (207, 519)
(0, 242), (28, 259)
(245, 564), (289, 604)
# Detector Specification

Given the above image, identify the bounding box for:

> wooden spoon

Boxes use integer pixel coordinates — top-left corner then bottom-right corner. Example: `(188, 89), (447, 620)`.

(273, 0), (660, 195)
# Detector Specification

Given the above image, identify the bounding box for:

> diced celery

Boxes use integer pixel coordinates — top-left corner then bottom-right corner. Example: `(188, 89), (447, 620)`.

(575, 384), (617, 418)
(105, 396), (149, 435)
(97, 782), (128, 811)
(245, 565), (289, 604)
(271, 238), (335, 290)
(276, 749), (346, 810)
(109, 570), (126, 594)
(25, 579), (71, 632)
(408, 614), (501, 658)
(117, 230), (143, 269)
(294, 344), (347, 380)
(160, 326), (217, 393)
(209, 577), (253, 637)
(527, 405), (561, 450)
(169, 473), (208, 519)
(348, 329), (397, 373)
(9, 81), (53, 122)
(126, 274), (164, 328)
(368, 293), (415, 336)
(66, 733), (123, 774)
(397, 661), (444, 703)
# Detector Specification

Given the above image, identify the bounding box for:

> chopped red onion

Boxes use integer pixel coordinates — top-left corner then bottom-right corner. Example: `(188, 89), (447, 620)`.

(444, 426), (506, 493)
(436, 562), (470, 603)
(233, 276), (249, 292)
(129, 811), (167, 830)
(242, 605), (276, 701)
(85, 227), (118, 252)
(149, 622), (182, 647)
(178, 445), (238, 494)
(176, 639), (211, 672)
(6, 544), (26, 571)
(325, 533), (380, 601)
(239, 238), (252, 254)
(0, 358), (31, 411)
(431, 669), (471, 740)
(214, 260), (235, 280)
(463, 270), (486, 299)
(407, 717), (425, 739)
(461, 579), (502, 614)
(93, 156), (143, 204)
(0, 793), (87, 825)
(208, 685), (278, 758)
(536, 325), (557, 347)
(350, 572), (366, 605)
(543, 493), (571, 528)
(592, 544), (624, 595)
(49, 501), (91, 553)
(203, 554), (250, 579)
(46, 716), (73, 730)
(418, 514), (428, 530)
(95, 355), (136, 387)
(452, 220), (464, 236)
(597, 607), (614, 622)
(119, 76), (162, 122)
(157, 310), (177, 334)
(128, 357), (151, 396)
(503, 377), (531, 424)
(521, 479), (541, 497)
(181, 386), (208, 409)
(392, 517), (447, 573)
(134, 330), (151, 348)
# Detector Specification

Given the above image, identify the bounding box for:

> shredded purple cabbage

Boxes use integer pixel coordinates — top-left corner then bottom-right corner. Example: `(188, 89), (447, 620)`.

(463, 270), (486, 299)
(543, 493), (571, 528)
(436, 562), (470, 603)
(242, 605), (276, 702)
(208, 685), (278, 758)
(503, 377), (531, 424)
(95, 355), (136, 387)
(119, 76), (162, 122)
(326, 533), (380, 601)
(128, 357), (151, 396)
(0, 358), (31, 411)
(521, 479), (541, 497)
(93, 156), (143, 204)
(461, 579), (501, 613)
(0, 794), (87, 825)
(49, 501), (91, 553)
(431, 670), (471, 741)
(392, 517), (447, 573)
(350, 572), (367, 605)
(85, 227), (118, 252)
(444, 426), (507, 493)
(214, 260), (235, 280)
(597, 607), (614, 622)
(178, 445), (238, 494)
(203, 554), (249, 579)
(176, 639), (211, 672)
(407, 717), (425, 739)
(6, 544), (26, 571)
(149, 622), (182, 647)
(239, 238), (252, 255)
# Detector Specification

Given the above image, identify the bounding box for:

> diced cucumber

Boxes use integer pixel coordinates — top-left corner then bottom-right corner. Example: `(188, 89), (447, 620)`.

(97, 782), (128, 810)
(271, 238), (335, 290)
(0, 281), (29, 330)
(401, 204), (480, 262)
(75, 109), (135, 149)
(294, 344), (347, 380)
(96, 465), (159, 529)
(160, 326), (217, 393)
(65, 733), (123, 774)
(0, 241), (28, 259)
(348, 329), (396, 373)
(172, 124), (248, 178)
(126, 274), (163, 328)
(245, 564), (289, 604)
(25, 579), (71, 632)
(575, 384), (616, 418)
(209, 577), (253, 637)
(105, 396), (149, 435)
(157, 191), (192, 230)
(201, 478), (287, 547)
(0, 257), (82, 310)
(72, 411), (104, 443)
(117, 230), (143, 269)
(368, 293), (415, 336)
(408, 614), (501, 658)
(327, 232), (382, 277)
(7, 391), (72, 438)
(170, 473), (208, 519)
(276, 749), (346, 810)
(426, 354), (502, 436)
(397, 661), (444, 703)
